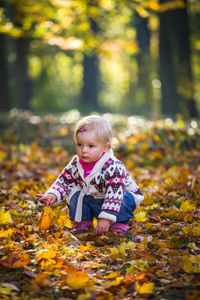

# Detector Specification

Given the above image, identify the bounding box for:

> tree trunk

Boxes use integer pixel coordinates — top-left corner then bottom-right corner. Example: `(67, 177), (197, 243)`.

(159, 11), (179, 116)
(0, 33), (11, 112)
(135, 13), (153, 115)
(15, 37), (32, 110)
(81, 53), (99, 113)
(175, 1), (197, 117)
(159, 0), (197, 117)
(81, 7), (100, 114)
(0, 0), (11, 112)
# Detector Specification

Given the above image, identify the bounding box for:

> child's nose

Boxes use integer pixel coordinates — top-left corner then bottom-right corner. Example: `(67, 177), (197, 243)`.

(82, 146), (87, 152)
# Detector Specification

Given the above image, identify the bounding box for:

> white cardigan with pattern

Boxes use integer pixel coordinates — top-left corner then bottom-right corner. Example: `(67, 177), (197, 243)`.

(46, 149), (144, 222)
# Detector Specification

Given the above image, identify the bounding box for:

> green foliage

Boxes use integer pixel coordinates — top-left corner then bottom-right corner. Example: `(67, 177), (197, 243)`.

(29, 50), (83, 113)
(1, 0), (200, 116)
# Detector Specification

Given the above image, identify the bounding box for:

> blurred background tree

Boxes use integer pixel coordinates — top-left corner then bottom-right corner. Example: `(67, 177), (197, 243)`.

(0, 0), (199, 118)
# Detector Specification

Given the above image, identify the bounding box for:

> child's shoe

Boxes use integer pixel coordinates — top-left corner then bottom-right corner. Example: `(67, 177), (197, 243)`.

(110, 223), (130, 236)
(74, 220), (93, 233)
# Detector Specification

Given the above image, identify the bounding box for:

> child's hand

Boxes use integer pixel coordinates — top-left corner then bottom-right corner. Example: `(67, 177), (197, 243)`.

(35, 193), (57, 207)
(95, 218), (111, 235)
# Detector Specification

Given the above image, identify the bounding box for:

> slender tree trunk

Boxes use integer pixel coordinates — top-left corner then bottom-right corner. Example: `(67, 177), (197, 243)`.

(175, 0), (197, 117)
(159, 11), (178, 116)
(15, 37), (31, 110)
(82, 53), (99, 113)
(0, 0), (11, 112)
(81, 5), (100, 114)
(135, 13), (153, 115)
(159, 0), (196, 117)
(0, 33), (11, 112)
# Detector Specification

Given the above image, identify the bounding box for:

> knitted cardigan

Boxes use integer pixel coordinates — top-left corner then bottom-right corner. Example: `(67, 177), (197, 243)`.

(46, 149), (144, 222)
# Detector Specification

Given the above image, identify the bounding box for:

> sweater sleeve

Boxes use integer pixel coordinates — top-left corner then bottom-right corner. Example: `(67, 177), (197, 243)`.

(98, 160), (126, 222)
(46, 156), (79, 203)
(125, 173), (144, 209)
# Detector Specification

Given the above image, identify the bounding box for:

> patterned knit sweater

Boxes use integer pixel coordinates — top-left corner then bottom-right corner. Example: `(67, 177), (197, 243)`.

(46, 149), (144, 222)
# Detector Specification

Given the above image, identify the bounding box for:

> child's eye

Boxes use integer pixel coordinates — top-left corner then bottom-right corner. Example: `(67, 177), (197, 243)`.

(89, 145), (94, 148)
(77, 143), (82, 147)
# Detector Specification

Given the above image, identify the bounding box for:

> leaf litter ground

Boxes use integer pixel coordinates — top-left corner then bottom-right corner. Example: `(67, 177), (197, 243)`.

(0, 111), (200, 300)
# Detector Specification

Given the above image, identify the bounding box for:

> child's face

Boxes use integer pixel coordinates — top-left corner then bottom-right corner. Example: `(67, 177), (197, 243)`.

(76, 130), (109, 163)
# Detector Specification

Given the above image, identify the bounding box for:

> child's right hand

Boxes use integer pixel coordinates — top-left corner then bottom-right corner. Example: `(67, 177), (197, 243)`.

(35, 193), (57, 207)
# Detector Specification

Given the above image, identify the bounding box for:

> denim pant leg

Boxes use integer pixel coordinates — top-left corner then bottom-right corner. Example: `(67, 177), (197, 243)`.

(69, 190), (135, 224)
(116, 190), (136, 224)
(69, 191), (104, 221)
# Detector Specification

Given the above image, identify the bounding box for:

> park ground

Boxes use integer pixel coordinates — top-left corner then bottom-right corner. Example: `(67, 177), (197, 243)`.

(0, 111), (199, 300)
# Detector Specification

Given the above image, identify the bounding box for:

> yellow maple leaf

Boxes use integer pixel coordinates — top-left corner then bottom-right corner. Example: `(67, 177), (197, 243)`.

(66, 271), (93, 290)
(160, 209), (179, 218)
(192, 222), (200, 236)
(41, 206), (71, 230)
(37, 250), (57, 270)
(40, 259), (56, 270)
(165, 178), (173, 185)
(37, 250), (56, 261)
(110, 247), (120, 258)
(56, 215), (72, 229)
(110, 276), (124, 286)
(135, 281), (154, 294)
(134, 211), (148, 222)
(184, 212), (194, 222)
(118, 241), (136, 254)
(0, 209), (13, 225)
(43, 206), (53, 215)
(182, 261), (195, 274)
(180, 200), (196, 212)
(9, 185), (20, 192)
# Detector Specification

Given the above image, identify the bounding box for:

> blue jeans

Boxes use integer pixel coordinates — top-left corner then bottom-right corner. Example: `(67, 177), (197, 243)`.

(69, 190), (136, 224)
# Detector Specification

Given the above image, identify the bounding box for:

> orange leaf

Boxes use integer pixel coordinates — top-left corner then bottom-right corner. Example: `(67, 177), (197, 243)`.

(40, 212), (52, 231)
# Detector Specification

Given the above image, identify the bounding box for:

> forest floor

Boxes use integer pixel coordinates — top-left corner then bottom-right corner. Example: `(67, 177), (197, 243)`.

(0, 110), (200, 300)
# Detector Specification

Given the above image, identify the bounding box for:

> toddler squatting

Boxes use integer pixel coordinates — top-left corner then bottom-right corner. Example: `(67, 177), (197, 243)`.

(36, 115), (144, 235)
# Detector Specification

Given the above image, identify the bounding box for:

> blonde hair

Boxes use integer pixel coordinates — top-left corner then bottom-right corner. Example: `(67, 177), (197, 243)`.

(74, 115), (112, 148)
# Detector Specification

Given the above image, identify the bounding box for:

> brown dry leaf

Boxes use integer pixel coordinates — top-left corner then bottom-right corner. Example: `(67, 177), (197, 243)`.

(169, 256), (183, 273)
(0, 251), (29, 269)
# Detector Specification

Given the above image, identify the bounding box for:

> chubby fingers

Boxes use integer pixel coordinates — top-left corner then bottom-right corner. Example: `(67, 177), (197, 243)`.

(36, 194), (47, 206)
(35, 194), (46, 200)
(95, 223), (110, 235)
(46, 197), (55, 207)
(95, 227), (108, 235)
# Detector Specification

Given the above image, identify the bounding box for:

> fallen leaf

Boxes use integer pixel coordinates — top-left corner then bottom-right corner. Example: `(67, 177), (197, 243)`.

(134, 211), (148, 222)
(39, 211), (52, 231)
(0, 209), (13, 225)
(135, 281), (154, 294)
(66, 271), (93, 289)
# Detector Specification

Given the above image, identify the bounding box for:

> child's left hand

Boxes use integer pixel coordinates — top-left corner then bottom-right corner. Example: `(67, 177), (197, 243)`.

(95, 218), (111, 235)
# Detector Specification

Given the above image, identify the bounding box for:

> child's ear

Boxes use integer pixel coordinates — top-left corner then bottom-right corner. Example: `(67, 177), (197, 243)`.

(104, 143), (110, 152)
